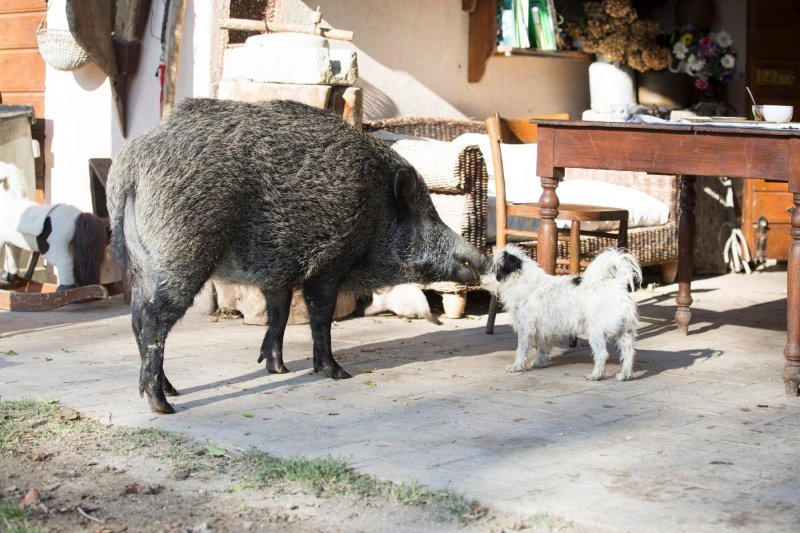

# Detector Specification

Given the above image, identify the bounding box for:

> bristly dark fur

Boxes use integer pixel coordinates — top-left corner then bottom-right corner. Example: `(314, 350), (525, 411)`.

(72, 213), (108, 286)
(106, 98), (487, 414)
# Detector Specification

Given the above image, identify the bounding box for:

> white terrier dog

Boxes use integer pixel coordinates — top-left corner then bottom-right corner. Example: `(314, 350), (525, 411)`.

(483, 244), (641, 381)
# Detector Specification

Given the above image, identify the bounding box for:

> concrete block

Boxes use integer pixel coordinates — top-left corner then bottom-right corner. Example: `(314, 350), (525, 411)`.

(222, 32), (357, 86)
(217, 80), (331, 108)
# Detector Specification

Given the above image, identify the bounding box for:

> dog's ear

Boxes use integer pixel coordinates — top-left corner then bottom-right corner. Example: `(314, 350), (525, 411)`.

(496, 251), (523, 281)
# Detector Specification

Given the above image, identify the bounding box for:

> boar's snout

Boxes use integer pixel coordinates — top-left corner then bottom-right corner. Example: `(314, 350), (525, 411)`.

(449, 246), (488, 283)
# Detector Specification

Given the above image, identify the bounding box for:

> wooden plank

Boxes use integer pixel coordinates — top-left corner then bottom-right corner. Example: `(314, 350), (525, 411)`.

(0, 91), (43, 117)
(161, 0), (186, 118)
(111, 0), (151, 137)
(329, 86), (362, 129)
(0, 0), (44, 14)
(0, 12), (41, 48)
(0, 282), (109, 311)
(220, 18), (354, 41)
(217, 79), (332, 108)
(114, 0), (150, 40)
(755, 179), (791, 192)
(466, 0), (495, 83)
(67, 0), (117, 78)
(550, 128), (793, 181)
(0, 50), (44, 90)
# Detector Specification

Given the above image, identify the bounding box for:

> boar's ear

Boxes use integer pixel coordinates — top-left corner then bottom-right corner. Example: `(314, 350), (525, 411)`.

(393, 167), (417, 216)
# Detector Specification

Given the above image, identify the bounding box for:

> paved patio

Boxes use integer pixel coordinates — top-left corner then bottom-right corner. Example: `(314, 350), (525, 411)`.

(2, 269), (798, 531)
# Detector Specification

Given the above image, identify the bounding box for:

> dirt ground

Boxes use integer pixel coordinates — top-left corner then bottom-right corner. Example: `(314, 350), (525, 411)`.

(0, 400), (570, 533)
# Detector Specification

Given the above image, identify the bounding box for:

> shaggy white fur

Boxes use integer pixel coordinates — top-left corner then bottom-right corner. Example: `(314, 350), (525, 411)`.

(364, 284), (442, 325)
(483, 244), (641, 381)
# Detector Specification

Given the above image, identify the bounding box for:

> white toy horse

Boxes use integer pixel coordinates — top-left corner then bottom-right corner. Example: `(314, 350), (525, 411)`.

(0, 161), (107, 290)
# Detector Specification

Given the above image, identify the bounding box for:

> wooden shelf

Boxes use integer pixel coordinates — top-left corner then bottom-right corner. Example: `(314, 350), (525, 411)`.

(496, 46), (592, 61)
(464, 0), (589, 82)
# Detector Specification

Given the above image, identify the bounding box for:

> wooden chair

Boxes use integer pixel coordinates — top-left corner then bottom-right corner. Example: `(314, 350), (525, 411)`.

(485, 112), (629, 334)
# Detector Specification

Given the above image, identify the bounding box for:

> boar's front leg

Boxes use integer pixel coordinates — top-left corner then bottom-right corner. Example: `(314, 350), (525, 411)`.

(257, 287), (292, 374)
(303, 278), (351, 380)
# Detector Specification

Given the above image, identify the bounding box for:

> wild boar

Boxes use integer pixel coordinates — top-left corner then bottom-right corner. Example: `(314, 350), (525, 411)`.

(107, 98), (486, 414)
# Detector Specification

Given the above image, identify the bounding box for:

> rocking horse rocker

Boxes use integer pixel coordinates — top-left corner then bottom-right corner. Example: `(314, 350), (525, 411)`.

(0, 161), (114, 311)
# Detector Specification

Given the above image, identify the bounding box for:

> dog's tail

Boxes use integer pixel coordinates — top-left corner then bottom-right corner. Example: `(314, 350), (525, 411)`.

(72, 213), (109, 286)
(582, 248), (642, 292)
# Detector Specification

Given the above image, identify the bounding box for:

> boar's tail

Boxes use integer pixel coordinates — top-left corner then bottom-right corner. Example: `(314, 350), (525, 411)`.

(122, 198), (150, 277)
(110, 194), (150, 292)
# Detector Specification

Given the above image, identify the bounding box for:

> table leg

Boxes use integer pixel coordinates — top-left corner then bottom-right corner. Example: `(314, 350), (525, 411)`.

(675, 175), (696, 334)
(783, 193), (800, 396)
(537, 173), (563, 275)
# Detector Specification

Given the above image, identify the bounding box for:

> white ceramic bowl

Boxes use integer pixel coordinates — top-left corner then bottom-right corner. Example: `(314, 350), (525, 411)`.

(757, 105), (794, 122)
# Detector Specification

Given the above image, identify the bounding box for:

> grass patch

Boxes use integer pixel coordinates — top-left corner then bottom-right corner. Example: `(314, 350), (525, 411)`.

(1, 400), (489, 526)
(242, 451), (485, 524)
(0, 498), (39, 533)
(110, 426), (233, 474)
(0, 399), (61, 455)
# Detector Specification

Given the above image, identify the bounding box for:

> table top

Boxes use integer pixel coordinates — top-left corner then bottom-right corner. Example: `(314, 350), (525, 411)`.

(532, 119), (800, 188)
(532, 119), (800, 137)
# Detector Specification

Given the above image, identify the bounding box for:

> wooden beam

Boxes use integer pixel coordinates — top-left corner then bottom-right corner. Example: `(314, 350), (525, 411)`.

(112, 0), (152, 137)
(466, 0), (495, 83)
(162, 0), (187, 119)
(66, 0), (117, 78)
(220, 17), (354, 41)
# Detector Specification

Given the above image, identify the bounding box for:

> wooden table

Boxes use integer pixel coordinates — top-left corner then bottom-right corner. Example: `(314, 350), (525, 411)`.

(533, 120), (800, 396)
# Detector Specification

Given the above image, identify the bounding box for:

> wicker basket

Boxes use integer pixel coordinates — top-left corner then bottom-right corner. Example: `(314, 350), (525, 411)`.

(36, 22), (89, 72)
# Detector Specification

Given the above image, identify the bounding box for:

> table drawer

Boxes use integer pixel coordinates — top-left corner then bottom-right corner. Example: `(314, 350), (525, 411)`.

(754, 180), (790, 192)
(747, 193), (794, 224)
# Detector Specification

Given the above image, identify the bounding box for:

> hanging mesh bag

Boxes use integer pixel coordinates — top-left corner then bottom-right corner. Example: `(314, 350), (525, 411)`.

(35, 19), (89, 71)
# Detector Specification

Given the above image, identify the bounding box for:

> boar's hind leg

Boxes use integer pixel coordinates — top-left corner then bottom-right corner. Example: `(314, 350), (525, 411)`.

(131, 312), (178, 397)
(303, 279), (351, 380)
(132, 292), (190, 414)
(257, 287), (292, 374)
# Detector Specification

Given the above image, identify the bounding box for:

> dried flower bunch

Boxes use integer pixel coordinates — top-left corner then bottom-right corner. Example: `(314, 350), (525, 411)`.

(566, 0), (671, 72)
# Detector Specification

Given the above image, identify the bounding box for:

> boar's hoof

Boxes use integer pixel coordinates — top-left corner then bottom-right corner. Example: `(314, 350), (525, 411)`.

(267, 361), (290, 374)
(143, 379), (176, 414)
(148, 397), (176, 414)
(324, 366), (352, 380)
(162, 375), (179, 396)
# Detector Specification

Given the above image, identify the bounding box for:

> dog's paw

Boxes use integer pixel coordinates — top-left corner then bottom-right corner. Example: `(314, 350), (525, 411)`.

(616, 370), (632, 381)
(585, 371), (603, 381)
(532, 358), (550, 368)
(506, 363), (526, 373)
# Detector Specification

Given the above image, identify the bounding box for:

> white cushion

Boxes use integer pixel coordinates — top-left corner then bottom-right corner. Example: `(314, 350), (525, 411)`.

(370, 130), (434, 143)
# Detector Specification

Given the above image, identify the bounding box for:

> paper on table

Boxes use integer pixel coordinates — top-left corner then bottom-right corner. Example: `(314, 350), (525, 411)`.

(630, 114), (800, 130)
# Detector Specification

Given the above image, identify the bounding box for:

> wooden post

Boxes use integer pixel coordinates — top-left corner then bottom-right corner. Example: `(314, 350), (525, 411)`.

(112, 0), (152, 137)
(465, 0), (495, 83)
(537, 175), (562, 274)
(784, 192), (800, 395)
(675, 175), (696, 334)
(162, 0), (187, 119)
